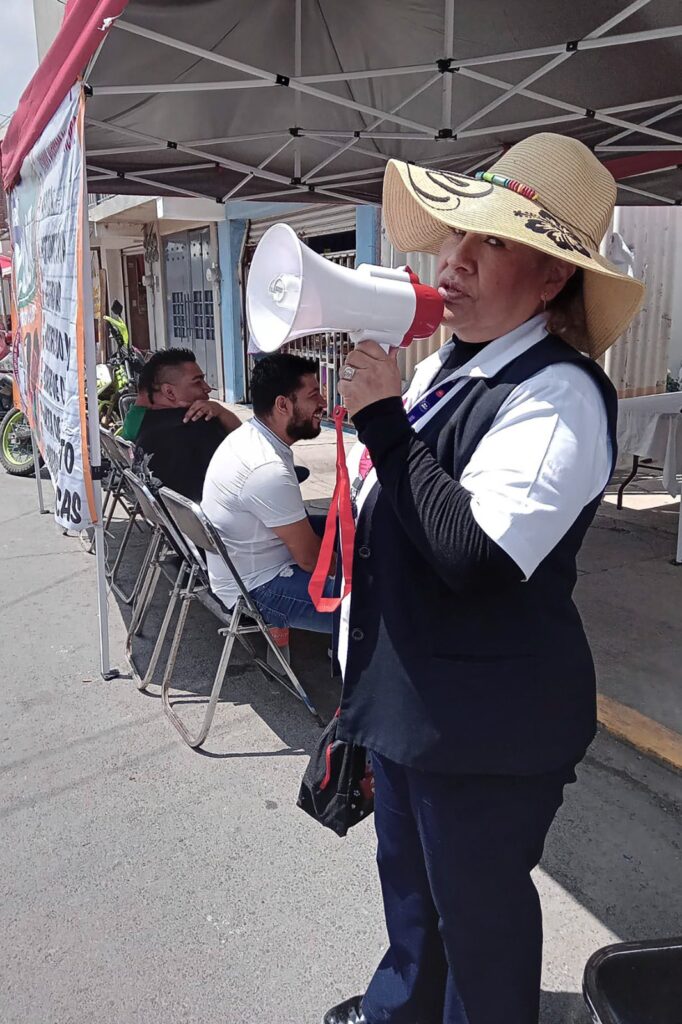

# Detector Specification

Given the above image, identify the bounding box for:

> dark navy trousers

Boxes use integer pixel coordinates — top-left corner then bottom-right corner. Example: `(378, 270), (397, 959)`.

(362, 754), (577, 1024)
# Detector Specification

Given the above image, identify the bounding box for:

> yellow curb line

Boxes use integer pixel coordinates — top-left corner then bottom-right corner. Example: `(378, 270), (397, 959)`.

(597, 694), (682, 773)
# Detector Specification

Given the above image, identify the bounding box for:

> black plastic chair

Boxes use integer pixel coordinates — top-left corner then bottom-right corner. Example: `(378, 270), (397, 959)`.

(583, 937), (682, 1024)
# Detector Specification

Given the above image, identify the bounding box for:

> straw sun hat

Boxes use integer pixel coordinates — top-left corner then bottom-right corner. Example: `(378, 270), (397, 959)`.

(382, 133), (645, 359)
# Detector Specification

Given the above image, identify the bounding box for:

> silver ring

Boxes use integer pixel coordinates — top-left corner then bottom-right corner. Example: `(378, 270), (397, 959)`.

(342, 365), (356, 381)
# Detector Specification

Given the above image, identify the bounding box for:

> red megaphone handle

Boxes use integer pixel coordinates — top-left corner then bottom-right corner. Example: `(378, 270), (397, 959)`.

(308, 406), (356, 612)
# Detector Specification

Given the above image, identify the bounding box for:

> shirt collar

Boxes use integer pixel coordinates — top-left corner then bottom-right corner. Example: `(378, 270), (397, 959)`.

(251, 416), (294, 464)
(456, 312), (550, 380)
(414, 313), (550, 392)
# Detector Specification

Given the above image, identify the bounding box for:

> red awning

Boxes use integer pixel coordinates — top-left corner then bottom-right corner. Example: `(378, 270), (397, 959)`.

(0, 254), (11, 277)
(0, 0), (129, 191)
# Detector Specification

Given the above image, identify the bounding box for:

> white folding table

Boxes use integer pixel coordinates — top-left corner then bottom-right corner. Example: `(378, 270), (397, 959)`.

(617, 392), (682, 564)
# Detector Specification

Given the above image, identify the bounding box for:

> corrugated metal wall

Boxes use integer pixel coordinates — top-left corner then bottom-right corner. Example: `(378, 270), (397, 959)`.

(381, 223), (448, 383)
(602, 207), (679, 397)
(246, 205), (356, 245)
(382, 207), (681, 397)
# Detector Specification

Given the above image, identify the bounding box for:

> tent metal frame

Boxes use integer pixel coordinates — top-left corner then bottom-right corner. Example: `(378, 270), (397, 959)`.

(80, 2), (682, 208)
(6, 0), (682, 690)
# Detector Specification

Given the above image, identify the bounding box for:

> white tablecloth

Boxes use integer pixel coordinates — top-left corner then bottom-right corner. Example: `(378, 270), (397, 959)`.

(617, 393), (682, 497)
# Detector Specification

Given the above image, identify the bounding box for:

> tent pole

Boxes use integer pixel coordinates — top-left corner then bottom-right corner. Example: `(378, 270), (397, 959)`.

(456, 65), (682, 148)
(81, 137), (117, 681)
(31, 431), (49, 514)
(294, 0), (302, 180)
(93, 489), (115, 677)
(113, 15), (680, 85)
(596, 145), (682, 152)
(112, 20), (437, 134)
(616, 183), (676, 204)
(221, 138), (294, 202)
(442, 0), (455, 129)
(86, 163), (216, 202)
(301, 73), (440, 183)
(452, 0), (655, 137)
(461, 147), (504, 175)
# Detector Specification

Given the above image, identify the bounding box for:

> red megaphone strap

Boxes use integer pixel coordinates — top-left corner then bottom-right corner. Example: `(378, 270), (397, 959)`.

(308, 406), (356, 612)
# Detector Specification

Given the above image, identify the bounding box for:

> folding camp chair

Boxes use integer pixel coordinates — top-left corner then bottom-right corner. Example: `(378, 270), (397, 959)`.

(98, 430), (153, 604)
(118, 469), (192, 685)
(99, 428), (134, 530)
(146, 485), (320, 748)
(583, 937), (682, 1024)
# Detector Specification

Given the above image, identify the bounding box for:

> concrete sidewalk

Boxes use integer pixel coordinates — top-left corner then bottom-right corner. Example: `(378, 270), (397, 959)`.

(577, 470), (682, 762)
(1, 457), (682, 1023)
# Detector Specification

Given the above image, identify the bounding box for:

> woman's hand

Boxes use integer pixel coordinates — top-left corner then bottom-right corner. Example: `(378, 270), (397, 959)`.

(338, 341), (401, 418)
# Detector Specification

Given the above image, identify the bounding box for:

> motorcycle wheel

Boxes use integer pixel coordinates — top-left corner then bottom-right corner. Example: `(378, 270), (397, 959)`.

(0, 408), (36, 476)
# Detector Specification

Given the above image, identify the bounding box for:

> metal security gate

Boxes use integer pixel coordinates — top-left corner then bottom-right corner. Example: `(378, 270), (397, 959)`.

(241, 205), (356, 421)
(277, 248), (355, 420)
(164, 226), (219, 389)
(243, 248), (355, 420)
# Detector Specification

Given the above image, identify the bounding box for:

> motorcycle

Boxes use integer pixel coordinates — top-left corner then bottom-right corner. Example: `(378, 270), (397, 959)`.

(0, 350), (35, 477)
(0, 322), (146, 478)
(97, 321), (146, 431)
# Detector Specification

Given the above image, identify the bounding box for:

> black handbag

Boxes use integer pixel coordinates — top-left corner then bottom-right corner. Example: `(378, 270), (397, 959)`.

(297, 710), (374, 837)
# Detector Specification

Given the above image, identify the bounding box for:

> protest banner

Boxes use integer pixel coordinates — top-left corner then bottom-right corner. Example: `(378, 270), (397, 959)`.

(8, 84), (96, 531)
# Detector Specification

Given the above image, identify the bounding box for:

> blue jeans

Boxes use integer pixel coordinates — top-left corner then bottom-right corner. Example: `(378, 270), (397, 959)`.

(249, 515), (333, 634)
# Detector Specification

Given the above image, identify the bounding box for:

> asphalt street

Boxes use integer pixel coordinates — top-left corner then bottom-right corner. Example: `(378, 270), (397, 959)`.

(1, 470), (681, 1024)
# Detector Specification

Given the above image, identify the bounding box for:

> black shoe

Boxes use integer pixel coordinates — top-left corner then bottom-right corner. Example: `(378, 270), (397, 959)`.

(322, 995), (367, 1024)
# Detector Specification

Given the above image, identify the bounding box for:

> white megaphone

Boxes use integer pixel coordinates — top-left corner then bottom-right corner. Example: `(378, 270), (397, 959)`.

(246, 222), (444, 353)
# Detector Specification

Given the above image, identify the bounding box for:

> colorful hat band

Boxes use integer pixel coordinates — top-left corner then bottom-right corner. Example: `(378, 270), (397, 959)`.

(474, 170), (539, 203)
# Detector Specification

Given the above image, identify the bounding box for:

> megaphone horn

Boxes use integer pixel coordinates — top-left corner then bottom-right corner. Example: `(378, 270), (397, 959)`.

(246, 223), (444, 353)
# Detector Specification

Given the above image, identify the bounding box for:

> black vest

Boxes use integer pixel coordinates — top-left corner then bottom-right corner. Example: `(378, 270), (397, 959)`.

(337, 334), (618, 776)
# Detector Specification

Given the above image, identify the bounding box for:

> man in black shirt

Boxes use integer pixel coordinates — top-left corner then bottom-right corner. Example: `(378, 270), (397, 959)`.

(133, 349), (241, 500)
(136, 407), (229, 501)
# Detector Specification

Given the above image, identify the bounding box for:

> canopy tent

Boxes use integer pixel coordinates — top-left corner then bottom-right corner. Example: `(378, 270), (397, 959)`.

(2, 0), (682, 208)
(1, 0), (681, 682)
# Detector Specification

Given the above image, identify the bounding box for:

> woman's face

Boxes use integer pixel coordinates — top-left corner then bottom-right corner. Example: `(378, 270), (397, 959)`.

(436, 229), (573, 342)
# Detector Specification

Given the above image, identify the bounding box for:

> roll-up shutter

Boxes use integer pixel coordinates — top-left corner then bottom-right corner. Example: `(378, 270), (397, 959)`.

(245, 204), (356, 246)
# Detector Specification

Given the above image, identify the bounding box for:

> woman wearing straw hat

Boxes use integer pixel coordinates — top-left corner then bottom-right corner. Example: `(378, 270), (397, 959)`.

(324, 134), (644, 1024)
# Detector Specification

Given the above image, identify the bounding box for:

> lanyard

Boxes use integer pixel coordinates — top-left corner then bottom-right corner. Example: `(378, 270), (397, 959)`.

(406, 374), (462, 425)
(308, 374), (468, 612)
(350, 373), (463, 514)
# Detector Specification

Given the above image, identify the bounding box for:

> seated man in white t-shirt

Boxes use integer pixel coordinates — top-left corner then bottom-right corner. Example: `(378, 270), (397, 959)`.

(202, 353), (334, 633)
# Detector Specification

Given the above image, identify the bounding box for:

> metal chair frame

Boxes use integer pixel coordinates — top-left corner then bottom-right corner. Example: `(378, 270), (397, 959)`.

(120, 470), (186, 669)
(99, 429), (135, 529)
(99, 430), (153, 605)
(127, 481), (320, 748)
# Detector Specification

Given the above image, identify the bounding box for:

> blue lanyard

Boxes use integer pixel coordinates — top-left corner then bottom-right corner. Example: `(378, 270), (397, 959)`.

(351, 375), (462, 516)
(406, 375), (461, 427)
